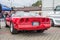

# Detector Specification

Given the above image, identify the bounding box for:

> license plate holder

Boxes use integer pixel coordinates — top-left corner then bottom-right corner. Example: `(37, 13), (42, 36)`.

(32, 22), (39, 26)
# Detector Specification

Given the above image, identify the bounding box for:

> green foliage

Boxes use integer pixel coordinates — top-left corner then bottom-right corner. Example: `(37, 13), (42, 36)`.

(32, 0), (42, 7)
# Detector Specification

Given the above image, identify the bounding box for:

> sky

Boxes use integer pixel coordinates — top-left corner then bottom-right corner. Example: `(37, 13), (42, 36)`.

(0, 0), (38, 7)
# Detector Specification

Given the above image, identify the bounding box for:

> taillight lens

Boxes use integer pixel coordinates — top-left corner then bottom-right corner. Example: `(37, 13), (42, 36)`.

(25, 18), (29, 22)
(20, 18), (24, 22)
(46, 18), (50, 22)
(42, 18), (45, 22)
(42, 18), (50, 22)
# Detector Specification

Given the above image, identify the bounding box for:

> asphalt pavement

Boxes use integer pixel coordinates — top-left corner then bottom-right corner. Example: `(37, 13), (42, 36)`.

(0, 19), (60, 40)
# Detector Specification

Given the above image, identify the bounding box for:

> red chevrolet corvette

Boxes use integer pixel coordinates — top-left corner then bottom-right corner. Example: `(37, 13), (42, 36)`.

(5, 11), (51, 34)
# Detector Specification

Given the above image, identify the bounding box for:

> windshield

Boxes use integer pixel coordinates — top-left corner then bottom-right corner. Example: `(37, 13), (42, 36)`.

(56, 6), (60, 11)
(12, 11), (40, 17)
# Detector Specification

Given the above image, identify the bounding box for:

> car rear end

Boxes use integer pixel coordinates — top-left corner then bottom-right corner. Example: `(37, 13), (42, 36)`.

(12, 17), (51, 31)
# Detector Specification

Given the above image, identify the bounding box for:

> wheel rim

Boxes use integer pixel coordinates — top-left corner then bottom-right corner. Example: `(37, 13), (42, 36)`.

(10, 23), (13, 32)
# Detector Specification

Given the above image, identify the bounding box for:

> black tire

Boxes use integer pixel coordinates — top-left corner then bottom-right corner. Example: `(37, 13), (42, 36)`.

(37, 30), (44, 33)
(4, 15), (9, 28)
(10, 22), (18, 34)
(50, 20), (54, 26)
(5, 24), (9, 28)
(4, 18), (9, 28)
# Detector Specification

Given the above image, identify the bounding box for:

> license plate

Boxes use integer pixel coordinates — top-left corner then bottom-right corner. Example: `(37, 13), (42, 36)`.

(32, 22), (39, 26)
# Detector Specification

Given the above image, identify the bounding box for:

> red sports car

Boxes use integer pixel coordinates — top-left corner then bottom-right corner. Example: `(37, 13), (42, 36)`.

(5, 11), (51, 34)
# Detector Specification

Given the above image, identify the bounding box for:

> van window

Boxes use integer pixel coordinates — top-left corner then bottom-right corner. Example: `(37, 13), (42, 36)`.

(56, 6), (60, 11)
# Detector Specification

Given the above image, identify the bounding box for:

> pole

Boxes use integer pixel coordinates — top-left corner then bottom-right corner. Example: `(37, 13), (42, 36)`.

(11, 0), (14, 7)
(0, 4), (2, 29)
(53, 0), (54, 10)
(53, 0), (55, 14)
(0, 19), (1, 29)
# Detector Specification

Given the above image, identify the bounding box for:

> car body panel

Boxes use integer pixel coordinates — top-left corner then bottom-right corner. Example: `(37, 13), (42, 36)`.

(5, 11), (51, 31)
(48, 14), (60, 26)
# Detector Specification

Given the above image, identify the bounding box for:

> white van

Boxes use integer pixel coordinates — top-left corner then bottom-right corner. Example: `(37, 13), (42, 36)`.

(48, 6), (60, 26)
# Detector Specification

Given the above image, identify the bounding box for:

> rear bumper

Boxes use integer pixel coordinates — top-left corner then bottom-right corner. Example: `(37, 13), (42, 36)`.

(14, 24), (51, 31)
(54, 23), (60, 26)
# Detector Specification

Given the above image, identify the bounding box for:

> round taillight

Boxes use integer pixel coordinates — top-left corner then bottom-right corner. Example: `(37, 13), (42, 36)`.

(25, 18), (29, 22)
(20, 18), (24, 22)
(46, 18), (49, 22)
(42, 18), (45, 22)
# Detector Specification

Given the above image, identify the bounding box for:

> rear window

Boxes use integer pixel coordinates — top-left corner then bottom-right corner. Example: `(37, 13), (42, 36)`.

(12, 11), (40, 17)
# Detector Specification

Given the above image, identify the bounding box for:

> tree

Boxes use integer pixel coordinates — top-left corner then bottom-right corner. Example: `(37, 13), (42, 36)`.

(32, 0), (42, 7)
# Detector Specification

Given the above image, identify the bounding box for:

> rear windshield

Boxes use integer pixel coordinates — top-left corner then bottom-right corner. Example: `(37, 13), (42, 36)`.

(12, 11), (40, 17)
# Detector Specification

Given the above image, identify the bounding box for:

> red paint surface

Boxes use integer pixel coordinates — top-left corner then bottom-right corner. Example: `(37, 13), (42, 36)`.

(6, 17), (51, 31)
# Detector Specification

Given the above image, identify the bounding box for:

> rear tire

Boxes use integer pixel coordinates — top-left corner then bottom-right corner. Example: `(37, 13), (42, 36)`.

(10, 22), (18, 34)
(37, 30), (44, 33)
(5, 24), (10, 28)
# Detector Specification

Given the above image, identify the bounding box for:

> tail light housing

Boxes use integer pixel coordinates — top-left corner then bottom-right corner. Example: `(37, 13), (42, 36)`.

(20, 18), (24, 22)
(42, 18), (46, 22)
(25, 18), (29, 22)
(46, 18), (50, 22)
(41, 18), (50, 23)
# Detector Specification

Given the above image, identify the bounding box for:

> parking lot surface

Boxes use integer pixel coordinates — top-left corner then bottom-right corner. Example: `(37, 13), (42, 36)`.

(0, 19), (60, 40)
(0, 27), (60, 40)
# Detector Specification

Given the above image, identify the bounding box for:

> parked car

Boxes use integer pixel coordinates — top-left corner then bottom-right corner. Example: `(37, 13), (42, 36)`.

(5, 11), (51, 34)
(48, 5), (60, 26)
